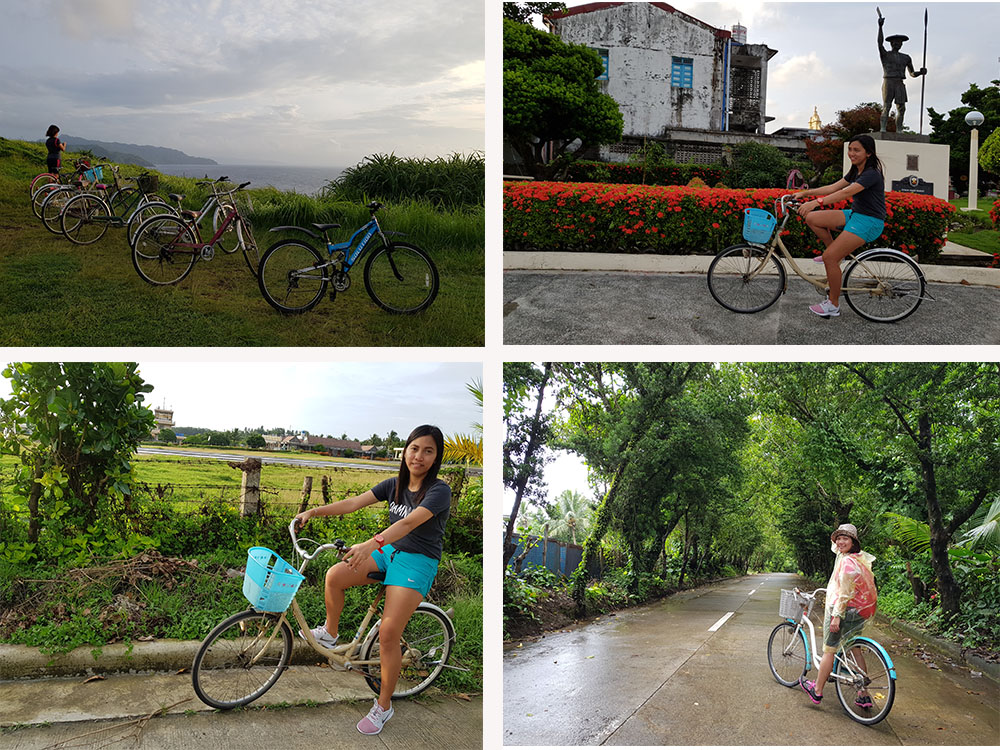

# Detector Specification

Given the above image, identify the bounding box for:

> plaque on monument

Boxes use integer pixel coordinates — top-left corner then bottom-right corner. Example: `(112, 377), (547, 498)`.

(891, 174), (934, 195)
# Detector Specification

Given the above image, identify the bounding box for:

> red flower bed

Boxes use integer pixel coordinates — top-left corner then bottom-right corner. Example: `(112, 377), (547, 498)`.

(503, 181), (954, 260)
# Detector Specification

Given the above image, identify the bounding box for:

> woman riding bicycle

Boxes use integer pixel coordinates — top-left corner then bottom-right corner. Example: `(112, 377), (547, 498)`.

(792, 134), (886, 318)
(800, 523), (878, 707)
(292, 425), (450, 736)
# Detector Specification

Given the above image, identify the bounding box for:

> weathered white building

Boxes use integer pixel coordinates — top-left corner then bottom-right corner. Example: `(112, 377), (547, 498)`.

(545, 2), (778, 158)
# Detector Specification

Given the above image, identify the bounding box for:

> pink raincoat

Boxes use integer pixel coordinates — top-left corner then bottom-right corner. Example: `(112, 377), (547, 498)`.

(826, 550), (878, 620)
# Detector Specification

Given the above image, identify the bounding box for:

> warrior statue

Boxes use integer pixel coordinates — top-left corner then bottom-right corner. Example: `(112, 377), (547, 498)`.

(877, 11), (927, 132)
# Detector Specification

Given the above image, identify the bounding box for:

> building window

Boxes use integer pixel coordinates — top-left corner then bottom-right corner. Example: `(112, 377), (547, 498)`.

(595, 48), (609, 80)
(671, 57), (693, 88)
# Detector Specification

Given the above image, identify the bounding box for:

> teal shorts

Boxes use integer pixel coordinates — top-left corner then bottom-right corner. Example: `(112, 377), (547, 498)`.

(842, 210), (885, 243)
(372, 544), (439, 597)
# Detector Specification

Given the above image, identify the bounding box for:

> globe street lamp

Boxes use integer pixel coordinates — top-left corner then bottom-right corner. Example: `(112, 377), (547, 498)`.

(964, 110), (985, 212)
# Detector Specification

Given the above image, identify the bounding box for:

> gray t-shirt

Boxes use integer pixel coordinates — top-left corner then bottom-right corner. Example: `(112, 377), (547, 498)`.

(372, 477), (451, 560)
(845, 167), (886, 220)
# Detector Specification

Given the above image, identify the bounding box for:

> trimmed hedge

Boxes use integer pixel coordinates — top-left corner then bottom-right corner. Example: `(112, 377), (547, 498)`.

(564, 160), (727, 187)
(503, 181), (954, 261)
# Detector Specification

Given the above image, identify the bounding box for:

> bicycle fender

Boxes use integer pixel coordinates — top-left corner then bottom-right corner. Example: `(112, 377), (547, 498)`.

(787, 619), (813, 665)
(851, 636), (897, 680)
(416, 600), (453, 624)
(855, 247), (918, 266)
(269, 225), (321, 239)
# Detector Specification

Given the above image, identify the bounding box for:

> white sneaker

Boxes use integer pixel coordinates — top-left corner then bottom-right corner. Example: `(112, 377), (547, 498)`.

(809, 298), (841, 317)
(299, 624), (337, 648)
(357, 700), (394, 735)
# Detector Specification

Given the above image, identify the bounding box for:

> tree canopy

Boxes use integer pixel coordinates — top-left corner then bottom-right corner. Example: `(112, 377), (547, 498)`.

(928, 80), (1000, 191)
(503, 19), (624, 179)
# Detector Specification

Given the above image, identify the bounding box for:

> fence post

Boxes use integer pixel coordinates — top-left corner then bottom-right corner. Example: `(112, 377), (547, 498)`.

(297, 476), (313, 514)
(228, 458), (262, 517)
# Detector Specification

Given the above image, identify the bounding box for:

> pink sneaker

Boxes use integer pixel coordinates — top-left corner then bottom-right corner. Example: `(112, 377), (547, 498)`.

(799, 677), (823, 704)
(809, 298), (840, 317)
(357, 700), (394, 735)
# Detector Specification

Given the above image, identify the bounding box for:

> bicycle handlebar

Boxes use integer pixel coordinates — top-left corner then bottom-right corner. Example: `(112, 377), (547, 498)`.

(287, 517), (348, 561)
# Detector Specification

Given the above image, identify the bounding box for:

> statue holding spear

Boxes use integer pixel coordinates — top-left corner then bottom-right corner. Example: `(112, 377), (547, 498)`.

(877, 6), (927, 132)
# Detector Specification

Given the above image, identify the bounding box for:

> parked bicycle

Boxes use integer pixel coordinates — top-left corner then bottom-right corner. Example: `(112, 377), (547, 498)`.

(191, 519), (456, 709)
(59, 168), (165, 245)
(125, 176), (237, 252)
(130, 179), (260, 285)
(767, 587), (896, 726)
(32, 161), (101, 223)
(707, 195), (928, 323)
(256, 201), (439, 314)
(29, 158), (91, 202)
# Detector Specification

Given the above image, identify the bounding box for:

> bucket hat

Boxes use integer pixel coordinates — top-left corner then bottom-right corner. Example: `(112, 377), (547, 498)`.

(831, 523), (859, 543)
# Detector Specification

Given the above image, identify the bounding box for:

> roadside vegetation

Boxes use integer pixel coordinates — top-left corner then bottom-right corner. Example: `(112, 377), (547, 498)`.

(0, 138), (484, 346)
(503, 363), (1000, 664)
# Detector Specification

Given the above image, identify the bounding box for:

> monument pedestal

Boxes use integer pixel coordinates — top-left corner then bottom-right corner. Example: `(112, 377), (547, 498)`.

(843, 132), (950, 201)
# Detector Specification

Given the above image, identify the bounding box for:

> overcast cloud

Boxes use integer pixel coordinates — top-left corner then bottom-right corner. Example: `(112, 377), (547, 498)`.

(560, 1), (998, 135)
(1, 0), (484, 165)
(0, 362), (484, 441)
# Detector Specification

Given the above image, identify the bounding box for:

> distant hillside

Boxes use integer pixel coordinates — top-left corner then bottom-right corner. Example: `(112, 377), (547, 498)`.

(53, 136), (217, 166)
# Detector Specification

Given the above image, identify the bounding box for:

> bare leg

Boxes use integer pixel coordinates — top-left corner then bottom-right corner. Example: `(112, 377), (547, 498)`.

(375, 585), (425, 711)
(822, 230), (866, 307)
(323, 557), (380, 636)
(804, 208), (847, 250)
(814, 650), (836, 696)
(851, 646), (871, 697)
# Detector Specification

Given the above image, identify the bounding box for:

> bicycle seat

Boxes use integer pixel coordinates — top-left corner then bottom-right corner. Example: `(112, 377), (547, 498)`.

(168, 193), (185, 202)
(367, 571), (386, 582)
(312, 223), (342, 231)
(181, 210), (201, 220)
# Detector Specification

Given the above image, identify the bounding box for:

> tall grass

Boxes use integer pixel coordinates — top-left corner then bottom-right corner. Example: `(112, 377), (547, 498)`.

(322, 152), (485, 210)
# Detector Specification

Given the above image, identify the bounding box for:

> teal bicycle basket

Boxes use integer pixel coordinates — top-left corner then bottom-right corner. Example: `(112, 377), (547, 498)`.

(742, 208), (777, 243)
(242, 547), (305, 612)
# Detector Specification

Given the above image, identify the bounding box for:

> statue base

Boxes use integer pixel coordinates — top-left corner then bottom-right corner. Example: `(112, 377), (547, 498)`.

(844, 135), (949, 201)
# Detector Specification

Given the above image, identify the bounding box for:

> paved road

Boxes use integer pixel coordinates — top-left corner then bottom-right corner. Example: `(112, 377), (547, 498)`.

(503, 573), (998, 745)
(1, 666), (481, 749)
(504, 271), (1000, 345)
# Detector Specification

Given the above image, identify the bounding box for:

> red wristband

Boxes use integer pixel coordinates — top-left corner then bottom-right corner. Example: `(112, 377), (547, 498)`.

(817, 196), (824, 206)
(374, 533), (385, 554)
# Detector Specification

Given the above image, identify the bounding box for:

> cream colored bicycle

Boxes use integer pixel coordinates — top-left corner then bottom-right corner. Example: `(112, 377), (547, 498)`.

(707, 194), (929, 322)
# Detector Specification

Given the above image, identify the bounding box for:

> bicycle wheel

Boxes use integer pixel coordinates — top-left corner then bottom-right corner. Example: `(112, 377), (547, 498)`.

(108, 186), (138, 217)
(29, 172), (57, 199)
(213, 204), (240, 254)
(191, 609), (293, 710)
(833, 640), (895, 726)
(239, 217), (261, 278)
(766, 621), (808, 687)
(842, 250), (925, 323)
(126, 201), (176, 248)
(363, 242), (439, 314)
(132, 215), (197, 285)
(360, 604), (454, 698)
(32, 183), (62, 219)
(61, 193), (110, 245)
(707, 244), (786, 313)
(257, 240), (328, 313)
(41, 187), (76, 234)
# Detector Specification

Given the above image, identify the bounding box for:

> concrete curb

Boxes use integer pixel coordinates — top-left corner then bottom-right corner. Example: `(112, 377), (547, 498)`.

(875, 614), (1000, 684)
(0, 639), (328, 680)
(504, 250), (1000, 288)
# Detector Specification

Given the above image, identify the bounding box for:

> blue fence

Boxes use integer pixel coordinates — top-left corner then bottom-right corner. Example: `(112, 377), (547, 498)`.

(507, 533), (584, 577)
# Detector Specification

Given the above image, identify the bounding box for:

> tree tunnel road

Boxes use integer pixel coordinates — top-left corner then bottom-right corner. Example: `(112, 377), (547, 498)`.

(503, 573), (998, 745)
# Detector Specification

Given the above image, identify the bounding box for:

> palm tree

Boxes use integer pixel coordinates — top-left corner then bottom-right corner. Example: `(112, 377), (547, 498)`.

(444, 377), (483, 465)
(545, 490), (594, 545)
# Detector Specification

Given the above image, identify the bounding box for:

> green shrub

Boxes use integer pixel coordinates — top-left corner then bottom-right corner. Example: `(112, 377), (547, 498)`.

(730, 142), (791, 189)
(565, 160), (727, 187)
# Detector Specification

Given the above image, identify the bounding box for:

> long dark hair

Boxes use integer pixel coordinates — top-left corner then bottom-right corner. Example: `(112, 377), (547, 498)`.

(46, 125), (60, 138)
(395, 425), (444, 505)
(845, 134), (885, 180)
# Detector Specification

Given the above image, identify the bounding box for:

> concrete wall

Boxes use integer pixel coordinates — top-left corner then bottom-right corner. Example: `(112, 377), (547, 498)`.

(552, 3), (727, 135)
(842, 137), (950, 201)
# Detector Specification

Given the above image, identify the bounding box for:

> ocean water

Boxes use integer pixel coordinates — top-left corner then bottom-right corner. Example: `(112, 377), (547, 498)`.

(153, 164), (344, 196)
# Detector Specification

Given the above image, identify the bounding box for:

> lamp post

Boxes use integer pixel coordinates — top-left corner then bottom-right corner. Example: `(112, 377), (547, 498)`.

(964, 110), (985, 212)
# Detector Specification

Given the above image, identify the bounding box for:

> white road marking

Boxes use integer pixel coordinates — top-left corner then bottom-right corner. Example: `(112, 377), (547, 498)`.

(708, 612), (735, 632)
(749, 589), (757, 595)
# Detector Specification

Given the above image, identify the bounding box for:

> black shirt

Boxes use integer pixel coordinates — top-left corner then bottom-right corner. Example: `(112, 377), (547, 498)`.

(844, 167), (886, 220)
(372, 477), (451, 560)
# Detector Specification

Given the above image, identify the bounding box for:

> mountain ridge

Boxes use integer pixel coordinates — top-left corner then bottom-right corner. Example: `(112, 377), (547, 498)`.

(49, 136), (217, 167)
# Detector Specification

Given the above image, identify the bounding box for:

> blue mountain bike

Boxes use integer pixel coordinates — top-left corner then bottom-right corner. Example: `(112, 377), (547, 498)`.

(257, 201), (439, 314)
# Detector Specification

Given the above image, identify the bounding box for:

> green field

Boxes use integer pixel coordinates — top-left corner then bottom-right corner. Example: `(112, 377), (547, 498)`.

(0, 138), (484, 346)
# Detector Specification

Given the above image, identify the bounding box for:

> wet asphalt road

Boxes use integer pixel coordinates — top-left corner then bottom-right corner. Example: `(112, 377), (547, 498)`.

(502, 573), (998, 745)
(503, 272), (1000, 345)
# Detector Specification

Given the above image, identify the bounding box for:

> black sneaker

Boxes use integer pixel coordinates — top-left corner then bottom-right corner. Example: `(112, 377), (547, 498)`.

(799, 677), (822, 704)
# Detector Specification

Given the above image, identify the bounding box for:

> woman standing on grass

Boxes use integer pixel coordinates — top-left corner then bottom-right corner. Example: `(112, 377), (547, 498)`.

(792, 134), (887, 318)
(799, 523), (878, 708)
(45, 125), (66, 174)
(293, 425), (450, 736)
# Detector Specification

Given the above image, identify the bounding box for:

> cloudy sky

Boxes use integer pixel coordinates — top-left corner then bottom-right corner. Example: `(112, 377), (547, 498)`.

(0, 0), (484, 166)
(559, 0), (998, 134)
(0, 361), (483, 440)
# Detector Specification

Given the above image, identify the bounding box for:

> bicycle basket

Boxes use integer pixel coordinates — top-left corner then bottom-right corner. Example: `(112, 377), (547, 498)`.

(83, 166), (103, 182)
(778, 589), (805, 619)
(137, 174), (159, 193)
(242, 547), (304, 612)
(742, 207), (777, 244)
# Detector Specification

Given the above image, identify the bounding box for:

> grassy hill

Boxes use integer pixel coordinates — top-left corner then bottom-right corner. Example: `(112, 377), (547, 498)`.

(0, 138), (484, 346)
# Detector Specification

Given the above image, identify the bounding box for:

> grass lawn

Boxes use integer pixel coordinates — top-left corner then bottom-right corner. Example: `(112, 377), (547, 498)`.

(0, 142), (484, 346)
(946, 196), (1000, 258)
